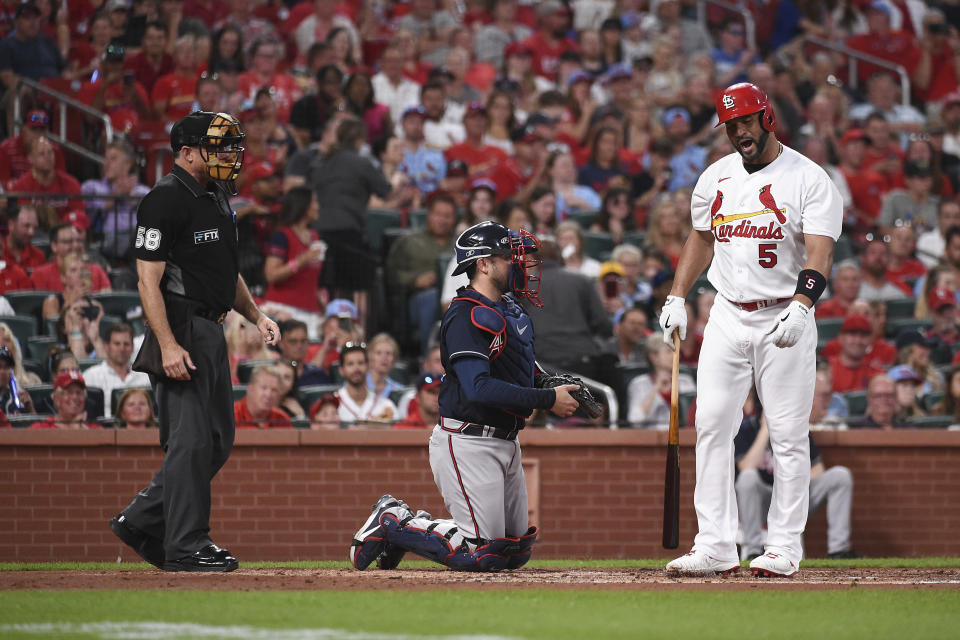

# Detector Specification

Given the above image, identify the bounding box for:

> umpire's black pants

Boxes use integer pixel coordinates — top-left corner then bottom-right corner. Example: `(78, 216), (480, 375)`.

(121, 317), (235, 561)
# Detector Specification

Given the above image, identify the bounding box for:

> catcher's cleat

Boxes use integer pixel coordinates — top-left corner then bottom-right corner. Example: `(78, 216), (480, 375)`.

(375, 543), (406, 570)
(349, 495), (401, 571)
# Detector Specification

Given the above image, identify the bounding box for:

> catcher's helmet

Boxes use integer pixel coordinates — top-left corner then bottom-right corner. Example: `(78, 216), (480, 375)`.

(170, 111), (245, 182)
(715, 82), (776, 132)
(453, 221), (543, 306)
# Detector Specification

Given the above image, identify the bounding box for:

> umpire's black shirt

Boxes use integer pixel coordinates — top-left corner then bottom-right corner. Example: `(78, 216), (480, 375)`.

(133, 164), (239, 313)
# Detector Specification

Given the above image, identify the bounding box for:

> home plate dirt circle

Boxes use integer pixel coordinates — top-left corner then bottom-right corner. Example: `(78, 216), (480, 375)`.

(2, 568), (959, 591)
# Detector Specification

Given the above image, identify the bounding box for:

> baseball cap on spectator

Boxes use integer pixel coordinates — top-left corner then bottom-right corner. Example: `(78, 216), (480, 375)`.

(536, 0), (567, 18)
(26, 109), (50, 129)
(868, 1), (892, 18)
(599, 261), (626, 279)
(839, 128), (867, 146)
(15, 2), (41, 18)
(651, 269), (674, 288)
(600, 17), (622, 32)
(943, 92), (960, 109)
(401, 105), (428, 121)
(326, 298), (358, 320)
(494, 77), (521, 94)
(895, 328), (937, 350)
(309, 393), (340, 419)
(428, 67), (455, 82)
(504, 42), (533, 58)
(526, 112), (558, 127)
(887, 364), (923, 384)
(928, 286), (956, 312)
(663, 106), (691, 127)
(603, 63), (632, 85)
(567, 69), (593, 88)
(245, 161), (277, 182)
(464, 102), (486, 119)
(0, 347), (14, 367)
(632, 55), (654, 72)
(840, 314), (872, 333)
(511, 124), (541, 144)
(590, 104), (624, 125)
(64, 210), (91, 232)
(904, 160), (932, 178)
(105, 0), (129, 12)
(417, 372), (443, 391)
(621, 11), (641, 29)
(103, 43), (126, 62)
(446, 159), (468, 177)
(470, 178), (497, 195)
(54, 370), (86, 391)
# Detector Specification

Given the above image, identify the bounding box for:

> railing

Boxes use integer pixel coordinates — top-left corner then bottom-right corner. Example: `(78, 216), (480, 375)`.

(696, 0), (757, 52)
(12, 76), (114, 167)
(802, 35), (911, 105)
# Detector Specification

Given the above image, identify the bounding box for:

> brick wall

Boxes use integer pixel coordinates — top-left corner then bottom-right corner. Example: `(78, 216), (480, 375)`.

(1, 429), (958, 562)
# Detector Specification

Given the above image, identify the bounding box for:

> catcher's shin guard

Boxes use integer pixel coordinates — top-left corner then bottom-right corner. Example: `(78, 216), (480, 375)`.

(349, 495), (414, 570)
(380, 513), (538, 572)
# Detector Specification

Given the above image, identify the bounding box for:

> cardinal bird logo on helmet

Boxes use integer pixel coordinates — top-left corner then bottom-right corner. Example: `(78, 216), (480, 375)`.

(759, 184), (786, 224)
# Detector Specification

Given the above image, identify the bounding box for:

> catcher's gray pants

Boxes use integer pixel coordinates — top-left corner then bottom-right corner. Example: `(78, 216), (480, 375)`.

(121, 317), (235, 561)
(736, 466), (853, 558)
(428, 425), (528, 542)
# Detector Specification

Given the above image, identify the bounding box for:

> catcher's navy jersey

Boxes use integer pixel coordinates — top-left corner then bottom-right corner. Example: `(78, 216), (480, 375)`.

(439, 287), (554, 430)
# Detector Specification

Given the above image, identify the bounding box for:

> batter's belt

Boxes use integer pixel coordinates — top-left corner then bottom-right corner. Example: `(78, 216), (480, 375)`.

(439, 417), (519, 441)
(724, 296), (792, 312)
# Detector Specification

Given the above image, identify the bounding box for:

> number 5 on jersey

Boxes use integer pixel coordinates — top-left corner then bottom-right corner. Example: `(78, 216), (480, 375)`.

(136, 226), (162, 251)
(758, 243), (777, 268)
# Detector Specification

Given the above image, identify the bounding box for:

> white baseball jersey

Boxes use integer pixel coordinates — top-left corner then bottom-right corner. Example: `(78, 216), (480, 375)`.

(691, 145), (842, 303)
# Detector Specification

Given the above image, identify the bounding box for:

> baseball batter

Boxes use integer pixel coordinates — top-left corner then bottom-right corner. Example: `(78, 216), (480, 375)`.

(661, 83), (842, 578)
(349, 221), (579, 572)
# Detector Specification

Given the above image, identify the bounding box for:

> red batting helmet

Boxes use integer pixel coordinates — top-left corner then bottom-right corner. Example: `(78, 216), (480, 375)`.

(715, 82), (776, 132)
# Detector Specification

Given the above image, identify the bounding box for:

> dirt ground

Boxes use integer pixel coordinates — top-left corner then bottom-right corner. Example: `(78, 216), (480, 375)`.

(2, 567), (958, 591)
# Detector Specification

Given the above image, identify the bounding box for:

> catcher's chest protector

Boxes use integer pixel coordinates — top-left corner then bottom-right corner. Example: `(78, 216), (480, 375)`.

(460, 293), (537, 388)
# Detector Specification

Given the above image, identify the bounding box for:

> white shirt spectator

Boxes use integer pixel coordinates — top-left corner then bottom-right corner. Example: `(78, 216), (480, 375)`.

(336, 386), (398, 425)
(82, 362), (150, 418)
(372, 72), (422, 125)
(294, 15), (360, 57)
(916, 229), (945, 268)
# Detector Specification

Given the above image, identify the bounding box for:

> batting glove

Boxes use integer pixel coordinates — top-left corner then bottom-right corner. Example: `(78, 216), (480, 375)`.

(766, 300), (809, 348)
(659, 295), (687, 349)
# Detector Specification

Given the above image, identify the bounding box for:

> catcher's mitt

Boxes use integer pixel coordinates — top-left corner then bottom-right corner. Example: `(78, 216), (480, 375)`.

(537, 373), (604, 419)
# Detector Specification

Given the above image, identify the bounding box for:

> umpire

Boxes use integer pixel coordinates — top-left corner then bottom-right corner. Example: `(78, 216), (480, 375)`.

(109, 112), (280, 572)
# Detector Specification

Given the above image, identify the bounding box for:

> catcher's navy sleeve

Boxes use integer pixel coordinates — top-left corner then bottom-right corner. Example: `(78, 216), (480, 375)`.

(452, 357), (556, 412)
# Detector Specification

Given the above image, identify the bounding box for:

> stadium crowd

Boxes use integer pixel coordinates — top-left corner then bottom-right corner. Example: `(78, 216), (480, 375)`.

(1, 0), (960, 432)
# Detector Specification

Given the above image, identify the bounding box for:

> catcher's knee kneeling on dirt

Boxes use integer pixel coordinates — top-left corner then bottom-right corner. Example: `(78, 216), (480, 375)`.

(381, 514), (538, 572)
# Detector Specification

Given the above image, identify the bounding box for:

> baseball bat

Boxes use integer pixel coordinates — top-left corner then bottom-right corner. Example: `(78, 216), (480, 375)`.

(662, 331), (681, 549)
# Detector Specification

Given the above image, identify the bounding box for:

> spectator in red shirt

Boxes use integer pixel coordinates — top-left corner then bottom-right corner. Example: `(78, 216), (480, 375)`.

(237, 40), (302, 124)
(828, 314), (886, 393)
(151, 33), (199, 123)
(927, 286), (960, 347)
(30, 222), (111, 293)
(184, 0), (228, 32)
(914, 11), (960, 105)
(65, 12), (113, 83)
(2, 205), (46, 272)
(445, 102), (509, 177)
(81, 43), (153, 125)
(846, 2), (921, 85)
(487, 123), (546, 201)
(0, 109), (66, 184)
(234, 365), (292, 428)
(818, 260), (862, 319)
(123, 21), (173, 94)
(29, 370), (102, 429)
(862, 112), (905, 190)
(394, 371), (442, 428)
(522, 0), (577, 80)
(837, 128), (888, 231)
(263, 186), (325, 322)
(8, 136), (83, 219)
(820, 299), (897, 369)
(886, 224), (927, 284)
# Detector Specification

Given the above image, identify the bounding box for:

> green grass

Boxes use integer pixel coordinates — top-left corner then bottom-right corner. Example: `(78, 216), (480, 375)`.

(1, 590), (958, 640)
(3, 557), (960, 571)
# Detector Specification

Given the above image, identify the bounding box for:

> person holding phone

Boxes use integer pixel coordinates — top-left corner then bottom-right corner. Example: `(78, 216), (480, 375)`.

(58, 294), (106, 360)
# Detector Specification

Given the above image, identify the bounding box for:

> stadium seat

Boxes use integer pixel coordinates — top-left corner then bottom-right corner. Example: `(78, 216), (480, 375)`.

(4, 291), (56, 322)
(678, 391), (697, 427)
(0, 315), (38, 349)
(389, 361), (410, 385)
(582, 231), (614, 260)
(567, 210), (596, 229)
(931, 342), (954, 365)
(844, 390), (868, 417)
(834, 234), (853, 263)
(886, 318), (933, 339)
(407, 208), (428, 228)
(622, 231), (646, 247)
(616, 362), (650, 391)
(817, 318), (845, 344)
(291, 417), (311, 429)
(906, 415), (954, 429)
(23, 358), (47, 382)
(25, 384), (53, 413)
(236, 359), (280, 384)
(232, 385), (247, 401)
(90, 291), (142, 318)
(885, 298), (916, 320)
(26, 335), (57, 361)
(389, 385), (414, 406)
(366, 209), (402, 252)
(298, 384), (341, 408)
(922, 391), (944, 412)
(8, 413), (43, 428)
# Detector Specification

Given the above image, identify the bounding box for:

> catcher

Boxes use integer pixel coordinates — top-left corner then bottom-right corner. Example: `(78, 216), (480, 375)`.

(350, 221), (600, 572)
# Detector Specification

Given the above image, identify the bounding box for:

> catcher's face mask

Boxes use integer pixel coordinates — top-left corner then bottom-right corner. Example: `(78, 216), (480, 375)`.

(198, 112), (245, 182)
(509, 228), (542, 308)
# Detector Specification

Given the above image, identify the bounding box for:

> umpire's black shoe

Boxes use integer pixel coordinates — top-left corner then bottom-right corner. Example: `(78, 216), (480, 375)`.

(163, 544), (239, 573)
(109, 514), (165, 569)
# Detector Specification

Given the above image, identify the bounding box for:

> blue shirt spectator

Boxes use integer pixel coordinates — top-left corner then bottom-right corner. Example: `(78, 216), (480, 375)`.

(0, 4), (64, 84)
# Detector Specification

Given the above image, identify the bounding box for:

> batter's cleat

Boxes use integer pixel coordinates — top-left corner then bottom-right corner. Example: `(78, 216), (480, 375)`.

(750, 551), (798, 577)
(665, 550), (740, 577)
(350, 495), (401, 571)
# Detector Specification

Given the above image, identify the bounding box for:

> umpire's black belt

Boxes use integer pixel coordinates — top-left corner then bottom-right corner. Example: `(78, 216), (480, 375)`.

(193, 306), (228, 324)
(439, 417), (519, 441)
(165, 293), (227, 324)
